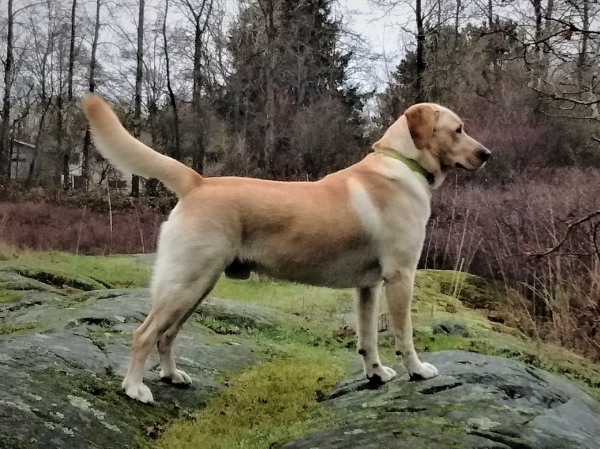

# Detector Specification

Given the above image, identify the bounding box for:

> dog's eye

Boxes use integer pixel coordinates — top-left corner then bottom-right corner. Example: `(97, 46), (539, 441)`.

(456, 126), (462, 134)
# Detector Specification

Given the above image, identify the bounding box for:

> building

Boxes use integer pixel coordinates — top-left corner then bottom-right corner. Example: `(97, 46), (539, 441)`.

(10, 139), (36, 182)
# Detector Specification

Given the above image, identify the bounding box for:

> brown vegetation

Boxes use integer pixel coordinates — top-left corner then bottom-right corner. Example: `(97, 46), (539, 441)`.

(425, 168), (600, 359)
(0, 191), (166, 255)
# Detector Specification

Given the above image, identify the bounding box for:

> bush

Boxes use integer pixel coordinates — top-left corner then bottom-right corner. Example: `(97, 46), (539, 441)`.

(425, 167), (600, 359)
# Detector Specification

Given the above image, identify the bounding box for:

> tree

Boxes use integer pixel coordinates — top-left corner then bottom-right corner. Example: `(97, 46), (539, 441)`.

(0, 0), (14, 182)
(414, 0), (426, 102)
(81, 0), (102, 188)
(131, 0), (145, 197)
(62, 0), (77, 190)
(225, 0), (365, 178)
(175, 0), (215, 174)
(162, 0), (181, 160)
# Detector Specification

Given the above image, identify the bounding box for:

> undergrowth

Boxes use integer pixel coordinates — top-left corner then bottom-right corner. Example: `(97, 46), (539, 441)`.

(155, 345), (345, 449)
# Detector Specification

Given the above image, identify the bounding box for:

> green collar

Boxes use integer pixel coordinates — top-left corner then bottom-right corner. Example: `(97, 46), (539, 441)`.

(374, 148), (435, 185)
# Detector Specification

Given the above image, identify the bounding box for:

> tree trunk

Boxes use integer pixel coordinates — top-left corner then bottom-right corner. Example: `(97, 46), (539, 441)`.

(131, 0), (145, 197)
(261, 0), (276, 174)
(163, 0), (181, 160)
(82, 0), (101, 189)
(454, 0), (461, 44)
(68, 0), (76, 101)
(0, 0), (14, 182)
(63, 0), (77, 190)
(577, 0), (589, 87)
(192, 18), (205, 174)
(415, 0), (426, 103)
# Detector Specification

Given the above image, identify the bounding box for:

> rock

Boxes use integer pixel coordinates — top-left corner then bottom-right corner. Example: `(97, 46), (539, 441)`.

(0, 275), (259, 449)
(283, 350), (600, 449)
(0, 266), (108, 292)
(198, 296), (292, 331)
(432, 320), (471, 337)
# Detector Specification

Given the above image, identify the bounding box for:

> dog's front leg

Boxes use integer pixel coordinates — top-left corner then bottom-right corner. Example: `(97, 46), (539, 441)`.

(356, 284), (397, 383)
(385, 269), (438, 380)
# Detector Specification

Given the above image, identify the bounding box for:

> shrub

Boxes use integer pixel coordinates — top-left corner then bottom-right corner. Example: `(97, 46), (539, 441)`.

(425, 167), (600, 359)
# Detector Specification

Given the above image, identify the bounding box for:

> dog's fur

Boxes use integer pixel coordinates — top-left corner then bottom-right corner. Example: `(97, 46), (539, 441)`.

(82, 94), (490, 403)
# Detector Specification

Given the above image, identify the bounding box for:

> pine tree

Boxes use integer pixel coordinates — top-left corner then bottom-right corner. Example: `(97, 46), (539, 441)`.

(224, 0), (365, 179)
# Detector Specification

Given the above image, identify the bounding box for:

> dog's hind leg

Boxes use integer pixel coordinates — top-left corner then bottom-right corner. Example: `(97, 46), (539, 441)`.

(356, 283), (397, 383)
(157, 278), (219, 386)
(122, 269), (222, 403)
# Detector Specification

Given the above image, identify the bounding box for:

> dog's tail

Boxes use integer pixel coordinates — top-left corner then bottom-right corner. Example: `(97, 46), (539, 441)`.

(82, 94), (202, 198)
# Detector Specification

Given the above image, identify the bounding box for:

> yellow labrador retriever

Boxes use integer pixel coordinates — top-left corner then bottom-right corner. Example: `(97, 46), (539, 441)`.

(83, 94), (490, 403)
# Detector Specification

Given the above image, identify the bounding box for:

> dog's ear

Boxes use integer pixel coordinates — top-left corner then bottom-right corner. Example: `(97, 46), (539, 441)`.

(405, 104), (438, 149)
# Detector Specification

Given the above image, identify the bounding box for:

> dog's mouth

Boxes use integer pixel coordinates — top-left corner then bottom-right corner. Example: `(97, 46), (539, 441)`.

(455, 162), (478, 171)
(455, 160), (485, 171)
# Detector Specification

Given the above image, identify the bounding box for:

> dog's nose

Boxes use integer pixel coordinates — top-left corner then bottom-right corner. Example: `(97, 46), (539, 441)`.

(477, 148), (491, 162)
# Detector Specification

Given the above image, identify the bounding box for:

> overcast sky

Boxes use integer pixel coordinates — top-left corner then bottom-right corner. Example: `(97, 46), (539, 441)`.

(336, 0), (412, 91)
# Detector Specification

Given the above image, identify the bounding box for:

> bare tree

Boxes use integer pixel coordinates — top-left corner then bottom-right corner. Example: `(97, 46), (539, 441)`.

(130, 0), (145, 197)
(162, 0), (181, 161)
(81, 0), (102, 188)
(62, 0), (77, 190)
(0, 0), (14, 181)
(414, 0), (426, 102)
(258, 0), (277, 174)
(176, 0), (214, 174)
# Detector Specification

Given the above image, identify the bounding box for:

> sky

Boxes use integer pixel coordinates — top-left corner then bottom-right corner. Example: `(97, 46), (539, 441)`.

(335, 0), (412, 91)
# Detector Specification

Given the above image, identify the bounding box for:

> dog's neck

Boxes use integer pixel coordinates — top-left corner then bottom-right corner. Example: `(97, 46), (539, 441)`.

(373, 147), (436, 186)
(371, 115), (445, 189)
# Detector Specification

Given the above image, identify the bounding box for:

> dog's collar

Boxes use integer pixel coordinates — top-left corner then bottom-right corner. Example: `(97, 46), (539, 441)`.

(374, 148), (435, 185)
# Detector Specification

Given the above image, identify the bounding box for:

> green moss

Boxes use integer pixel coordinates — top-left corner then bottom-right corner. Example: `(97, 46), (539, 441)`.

(1, 252), (150, 288)
(155, 346), (345, 449)
(0, 323), (39, 335)
(0, 288), (22, 303)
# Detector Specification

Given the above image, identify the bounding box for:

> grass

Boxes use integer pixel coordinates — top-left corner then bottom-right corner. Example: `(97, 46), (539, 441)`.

(211, 276), (354, 328)
(0, 251), (151, 288)
(155, 344), (345, 449)
(0, 240), (19, 261)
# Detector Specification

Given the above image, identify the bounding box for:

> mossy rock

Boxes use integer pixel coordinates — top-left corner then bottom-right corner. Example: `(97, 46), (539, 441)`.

(0, 288), (259, 449)
(283, 351), (600, 449)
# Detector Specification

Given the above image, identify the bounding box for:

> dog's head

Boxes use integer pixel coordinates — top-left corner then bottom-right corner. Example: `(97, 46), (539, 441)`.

(373, 103), (490, 183)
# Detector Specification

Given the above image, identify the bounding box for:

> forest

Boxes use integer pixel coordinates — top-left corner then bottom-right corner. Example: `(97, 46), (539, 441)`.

(0, 0), (599, 359)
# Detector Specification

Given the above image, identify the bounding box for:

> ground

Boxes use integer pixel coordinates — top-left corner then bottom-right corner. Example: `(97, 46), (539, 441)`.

(0, 252), (599, 448)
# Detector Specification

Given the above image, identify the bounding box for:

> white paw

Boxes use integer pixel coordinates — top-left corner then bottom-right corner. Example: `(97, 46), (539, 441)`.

(122, 381), (154, 403)
(366, 364), (397, 383)
(160, 368), (192, 385)
(408, 362), (439, 381)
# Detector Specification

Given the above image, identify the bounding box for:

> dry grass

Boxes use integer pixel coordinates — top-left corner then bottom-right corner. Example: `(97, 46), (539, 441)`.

(0, 200), (164, 255)
(425, 167), (600, 359)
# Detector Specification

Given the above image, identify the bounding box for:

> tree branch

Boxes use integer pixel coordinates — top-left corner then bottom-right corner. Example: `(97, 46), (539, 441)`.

(529, 211), (600, 258)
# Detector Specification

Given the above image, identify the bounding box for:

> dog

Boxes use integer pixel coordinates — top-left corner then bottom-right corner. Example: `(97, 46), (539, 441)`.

(82, 94), (490, 403)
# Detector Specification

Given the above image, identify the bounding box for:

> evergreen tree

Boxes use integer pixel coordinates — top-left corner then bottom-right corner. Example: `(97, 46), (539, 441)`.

(223, 0), (365, 179)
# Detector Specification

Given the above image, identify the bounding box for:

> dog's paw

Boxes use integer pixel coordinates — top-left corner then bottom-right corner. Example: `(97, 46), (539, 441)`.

(408, 362), (439, 381)
(122, 381), (154, 403)
(366, 364), (397, 384)
(160, 368), (192, 386)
